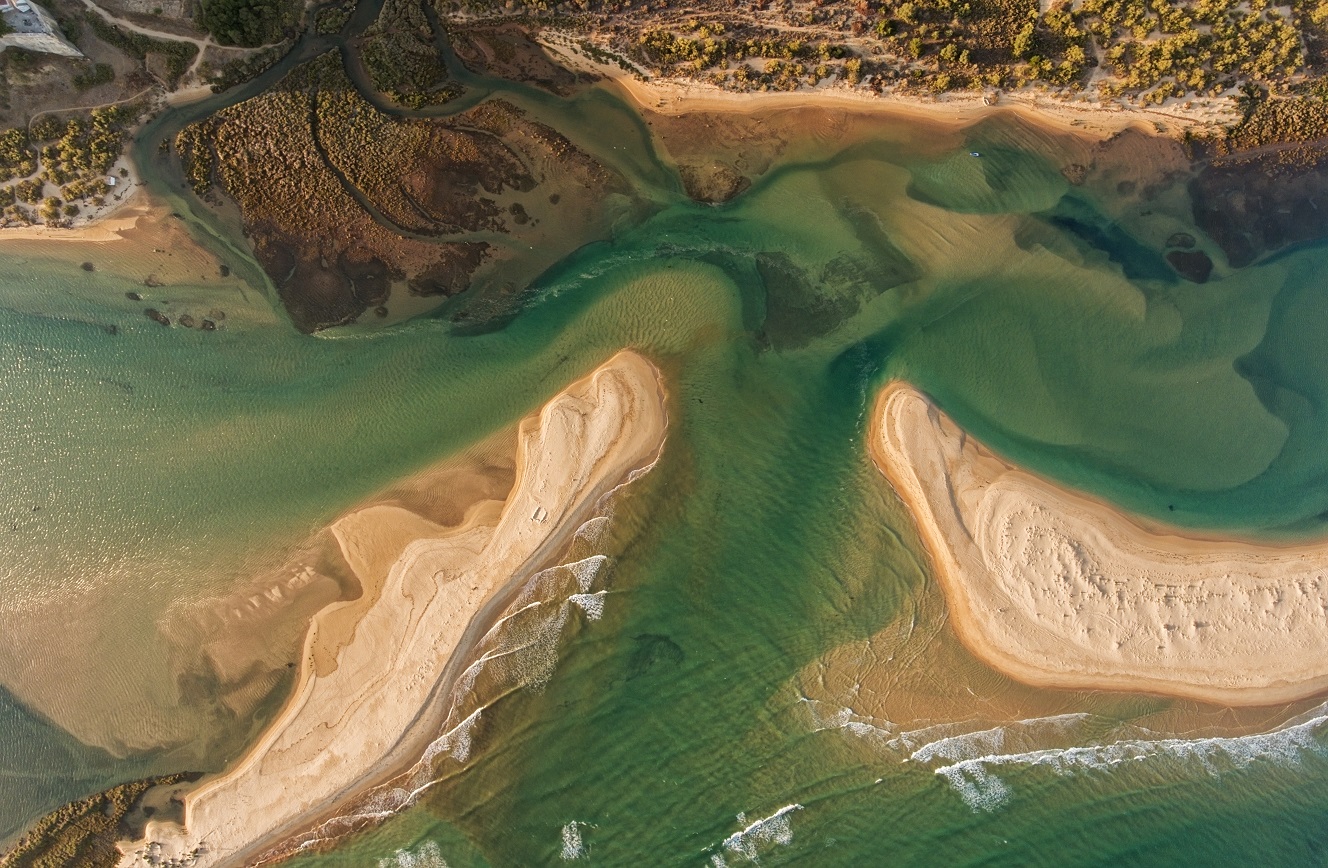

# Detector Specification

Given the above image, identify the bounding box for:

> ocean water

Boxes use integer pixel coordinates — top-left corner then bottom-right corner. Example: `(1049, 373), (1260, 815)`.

(4, 78), (1328, 865)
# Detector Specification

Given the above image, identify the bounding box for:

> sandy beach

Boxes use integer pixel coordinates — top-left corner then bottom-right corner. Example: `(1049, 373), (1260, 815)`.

(117, 350), (668, 867)
(0, 190), (247, 288)
(538, 32), (1239, 142)
(870, 382), (1328, 707)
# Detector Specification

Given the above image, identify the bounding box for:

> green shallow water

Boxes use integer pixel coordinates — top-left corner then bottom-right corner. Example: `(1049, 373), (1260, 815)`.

(4, 84), (1328, 864)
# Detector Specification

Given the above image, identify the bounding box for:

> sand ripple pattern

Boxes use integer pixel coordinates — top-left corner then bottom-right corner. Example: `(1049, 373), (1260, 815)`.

(871, 382), (1328, 705)
(118, 351), (667, 867)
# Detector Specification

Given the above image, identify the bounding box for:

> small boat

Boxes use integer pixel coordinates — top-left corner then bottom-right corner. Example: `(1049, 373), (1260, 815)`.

(969, 151), (982, 157)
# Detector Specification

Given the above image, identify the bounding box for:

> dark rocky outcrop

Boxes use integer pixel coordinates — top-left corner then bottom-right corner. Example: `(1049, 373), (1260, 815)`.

(1166, 249), (1214, 283)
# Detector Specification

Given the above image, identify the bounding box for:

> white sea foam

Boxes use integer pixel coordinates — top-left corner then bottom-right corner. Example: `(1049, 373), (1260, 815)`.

(802, 691), (1328, 815)
(476, 554), (615, 689)
(474, 600), (544, 647)
(800, 697), (897, 746)
(718, 804), (803, 863)
(569, 554), (608, 592)
(560, 822), (586, 860)
(936, 763), (1013, 812)
(908, 714), (1093, 764)
(570, 590), (607, 620)
(574, 516), (611, 546)
(294, 529), (628, 850)
(929, 702), (1328, 812)
(887, 720), (984, 755)
(377, 841), (448, 868)
(421, 706), (482, 767)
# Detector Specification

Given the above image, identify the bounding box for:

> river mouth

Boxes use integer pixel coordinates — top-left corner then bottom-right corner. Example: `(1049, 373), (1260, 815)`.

(8, 5), (1328, 865)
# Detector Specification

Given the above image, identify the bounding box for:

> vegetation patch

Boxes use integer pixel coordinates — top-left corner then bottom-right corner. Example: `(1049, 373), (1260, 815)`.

(84, 14), (198, 87)
(357, 0), (459, 108)
(314, 1), (354, 34)
(0, 106), (137, 227)
(0, 773), (197, 868)
(72, 62), (116, 90)
(203, 42), (290, 92)
(198, 0), (298, 47)
(451, 0), (1324, 106)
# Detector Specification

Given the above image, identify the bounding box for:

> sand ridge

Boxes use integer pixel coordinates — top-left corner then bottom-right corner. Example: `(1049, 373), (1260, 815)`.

(870, 381), (1328, 707)
(117, 350), (668, 867)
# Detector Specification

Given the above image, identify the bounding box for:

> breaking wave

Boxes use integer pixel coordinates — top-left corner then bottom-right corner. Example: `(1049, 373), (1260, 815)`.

(802, 695), (1328, 813)
(709, 804), (803, 865)
(907, 714), (1094, 764)
(569, 590), (607, 620)
(934, 702), (1328, 811)
(270, 513), (628, 858)
(560, 822), (587, 860)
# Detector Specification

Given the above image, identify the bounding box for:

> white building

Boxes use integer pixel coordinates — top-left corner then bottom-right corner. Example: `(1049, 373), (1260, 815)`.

(0, 0), (83, 58)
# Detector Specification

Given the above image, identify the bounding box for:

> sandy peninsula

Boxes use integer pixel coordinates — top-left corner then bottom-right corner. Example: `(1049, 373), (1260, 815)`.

(870, 381), (1328, 707)
(117, 350), (667, 867)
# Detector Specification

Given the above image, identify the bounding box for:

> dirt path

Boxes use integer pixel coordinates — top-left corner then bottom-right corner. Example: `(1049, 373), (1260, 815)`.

(80, 0), (281, 52)
(79, 0), (289, 84)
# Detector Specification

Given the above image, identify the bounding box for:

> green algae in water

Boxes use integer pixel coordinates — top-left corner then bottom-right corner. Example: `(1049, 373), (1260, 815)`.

(7, 104), (1328, 866)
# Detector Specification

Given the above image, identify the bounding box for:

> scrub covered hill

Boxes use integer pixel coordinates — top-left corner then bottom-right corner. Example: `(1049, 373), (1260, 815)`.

(449, 0), (1327, 107)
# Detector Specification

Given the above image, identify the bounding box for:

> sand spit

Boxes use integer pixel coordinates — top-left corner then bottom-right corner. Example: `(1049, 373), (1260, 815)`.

(871, 382), (1328, 707)
(117, 350), (667, 867)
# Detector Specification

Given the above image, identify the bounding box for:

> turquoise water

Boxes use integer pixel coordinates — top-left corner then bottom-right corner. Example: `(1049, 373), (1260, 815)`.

(4, 82), (1328, 864)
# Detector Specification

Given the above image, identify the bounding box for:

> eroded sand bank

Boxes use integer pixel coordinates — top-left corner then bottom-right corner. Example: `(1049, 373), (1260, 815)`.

(871, 382), (1328, 706)
(118, 350), (667, 867)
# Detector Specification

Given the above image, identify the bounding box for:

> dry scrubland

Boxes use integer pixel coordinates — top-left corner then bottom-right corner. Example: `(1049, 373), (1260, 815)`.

(0, 0), (291, 230)
(356, 0), (462, 107)
(5, 0), (1328, 313)
(451, 0), (1328, 110)
(0, 774), (197, 868)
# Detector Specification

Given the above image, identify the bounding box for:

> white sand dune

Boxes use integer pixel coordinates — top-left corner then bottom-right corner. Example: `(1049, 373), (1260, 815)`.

(118, 350), (667, 867)
(871, 382), (1328, 706)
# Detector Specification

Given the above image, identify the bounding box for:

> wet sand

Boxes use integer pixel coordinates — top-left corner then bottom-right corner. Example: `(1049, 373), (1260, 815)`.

(870, 381), (1328, 707)
(0, 190), (259, 313)
(117, 350), (668, 867)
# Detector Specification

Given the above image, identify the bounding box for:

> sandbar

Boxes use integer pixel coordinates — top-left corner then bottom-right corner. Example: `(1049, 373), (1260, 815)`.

(871, 381), (1328, 706)
(118, 350), (667, 867)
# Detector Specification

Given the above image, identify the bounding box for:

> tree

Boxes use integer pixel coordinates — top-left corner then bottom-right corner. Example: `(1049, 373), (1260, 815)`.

(1013, 21), (1036, 58)
(198, 0), (291, 46)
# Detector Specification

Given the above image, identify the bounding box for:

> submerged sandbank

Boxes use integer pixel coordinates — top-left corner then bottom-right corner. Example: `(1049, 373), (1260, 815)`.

(0, 190), (261, 324)
(117, 350), (668, 867)
(870, 382), (1328, 707)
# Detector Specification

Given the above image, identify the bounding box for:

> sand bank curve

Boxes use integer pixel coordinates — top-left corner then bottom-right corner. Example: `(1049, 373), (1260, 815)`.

(871, 381), (1328, 706)
(117, 350), (667, 867)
